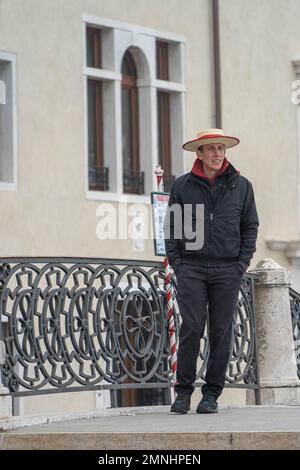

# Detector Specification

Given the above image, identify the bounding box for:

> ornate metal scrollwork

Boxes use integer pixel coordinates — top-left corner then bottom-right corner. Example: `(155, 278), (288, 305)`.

(224, 276), (258, 385)
(0, 263), (10, 291)
(290, 287), (300, 379)
(0, 259), (258, 396)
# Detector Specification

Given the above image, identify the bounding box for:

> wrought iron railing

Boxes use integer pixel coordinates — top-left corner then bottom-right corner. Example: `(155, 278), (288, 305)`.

(0, 258), (260, 403)
(289, 287), (300, 379)
(123, 170), (144, 195)
(89, 166), (109, 191)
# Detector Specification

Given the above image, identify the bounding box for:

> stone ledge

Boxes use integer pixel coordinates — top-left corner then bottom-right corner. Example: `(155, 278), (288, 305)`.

(1, 404), (299, 431)
(0, 405), (169, 431)
(1, 430), (300, 450)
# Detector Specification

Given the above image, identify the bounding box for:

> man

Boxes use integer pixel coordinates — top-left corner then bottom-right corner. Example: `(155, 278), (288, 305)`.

(163, 129), (259, 414)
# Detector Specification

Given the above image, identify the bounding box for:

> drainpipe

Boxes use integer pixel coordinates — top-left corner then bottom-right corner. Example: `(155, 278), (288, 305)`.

(212, 0), (222, 128)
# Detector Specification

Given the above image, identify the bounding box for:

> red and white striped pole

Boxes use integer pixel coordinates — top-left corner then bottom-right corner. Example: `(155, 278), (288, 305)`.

(154, 165), (177, 387)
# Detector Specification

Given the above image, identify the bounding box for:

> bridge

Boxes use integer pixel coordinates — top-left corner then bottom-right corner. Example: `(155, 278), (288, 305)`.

(0, 257), (300, 450)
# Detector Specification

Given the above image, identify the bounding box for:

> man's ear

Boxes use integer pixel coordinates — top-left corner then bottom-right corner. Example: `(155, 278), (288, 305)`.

(196, 150), (202, 160)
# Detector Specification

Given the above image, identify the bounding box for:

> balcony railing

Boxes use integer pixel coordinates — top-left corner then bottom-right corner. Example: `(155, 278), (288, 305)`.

(89, 166), (109, 191)
(123, 170), (144, 195)
(0, 257), (259, 403)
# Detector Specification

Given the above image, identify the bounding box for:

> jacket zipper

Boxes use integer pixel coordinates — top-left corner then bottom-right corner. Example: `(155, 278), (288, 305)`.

(195, 173), (238, 260)
(207, 174), (238, 260)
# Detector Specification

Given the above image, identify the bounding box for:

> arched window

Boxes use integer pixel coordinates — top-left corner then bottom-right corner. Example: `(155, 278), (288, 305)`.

(121, 51), (144, 194)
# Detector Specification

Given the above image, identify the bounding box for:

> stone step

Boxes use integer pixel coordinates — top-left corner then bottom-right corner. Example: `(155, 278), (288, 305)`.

(1, 430), (300, 450)
(1, 406), (300, 450)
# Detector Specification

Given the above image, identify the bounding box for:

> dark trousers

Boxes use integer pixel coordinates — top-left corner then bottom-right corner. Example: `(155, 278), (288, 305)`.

(175, 262), (243, 399)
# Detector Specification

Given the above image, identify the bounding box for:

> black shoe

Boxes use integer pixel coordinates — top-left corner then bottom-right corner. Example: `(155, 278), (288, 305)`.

(170, 394), (191, 414)
(196, 395), (218, 414)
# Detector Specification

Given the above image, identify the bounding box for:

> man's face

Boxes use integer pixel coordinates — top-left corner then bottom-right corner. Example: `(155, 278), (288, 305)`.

(196, 143), (226, 172)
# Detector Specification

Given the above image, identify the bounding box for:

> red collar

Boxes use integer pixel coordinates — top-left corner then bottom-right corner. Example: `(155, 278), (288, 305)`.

(191, 157), (230, 185)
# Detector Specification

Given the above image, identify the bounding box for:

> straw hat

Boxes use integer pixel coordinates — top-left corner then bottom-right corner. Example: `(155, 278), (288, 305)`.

(182, 128), (240, 152)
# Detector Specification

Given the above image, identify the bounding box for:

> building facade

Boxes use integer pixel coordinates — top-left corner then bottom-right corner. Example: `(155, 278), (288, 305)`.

(1, 0), (300, 415)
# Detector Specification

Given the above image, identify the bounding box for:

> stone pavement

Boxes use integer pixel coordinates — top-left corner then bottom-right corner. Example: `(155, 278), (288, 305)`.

(1, 405), (300, 449)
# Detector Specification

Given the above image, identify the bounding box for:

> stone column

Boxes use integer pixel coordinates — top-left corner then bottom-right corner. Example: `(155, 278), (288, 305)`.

(0, 387), (12, 419)
(250, 259), (300, 404)
(0, 340), (12, 418)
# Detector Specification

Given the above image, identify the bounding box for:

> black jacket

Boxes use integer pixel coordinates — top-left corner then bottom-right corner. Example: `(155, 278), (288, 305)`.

(163, 162), (259, 273)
